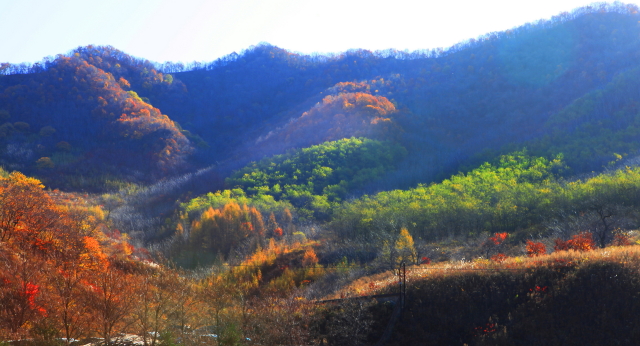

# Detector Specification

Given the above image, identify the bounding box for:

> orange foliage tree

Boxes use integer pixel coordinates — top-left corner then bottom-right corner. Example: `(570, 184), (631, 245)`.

(0, 172), (58, 247)
(189, 202), (262, 257)
(132, 267), (179, 346)
(0, 172), (105, 339)
(525, 240), (547, 257)
(266, 212), (280, 239)
(554, 232), (596, 252)
(85, 262), (138, 345)
(0, 252), (47, 335)
(490, 232), (508, 245)
(302, 247), (319, 267)
(0, 173), (60, 335)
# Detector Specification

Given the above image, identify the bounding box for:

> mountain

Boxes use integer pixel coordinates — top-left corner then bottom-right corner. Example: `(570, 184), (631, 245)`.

(2, 2), (640, 194)
(0, 47), (192, 190)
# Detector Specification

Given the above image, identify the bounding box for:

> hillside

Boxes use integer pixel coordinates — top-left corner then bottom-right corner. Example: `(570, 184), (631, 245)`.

(326, 246), (640, 346)
(6, 2), (640, 344)
(4, 164), (640, 345)
(3, 3), (640, 192)
(160, 2), (640, 188)
(0, 47), (192, 190)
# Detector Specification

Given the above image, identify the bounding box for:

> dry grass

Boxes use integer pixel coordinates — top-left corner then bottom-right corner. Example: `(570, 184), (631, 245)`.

(332, 244), (640, 298)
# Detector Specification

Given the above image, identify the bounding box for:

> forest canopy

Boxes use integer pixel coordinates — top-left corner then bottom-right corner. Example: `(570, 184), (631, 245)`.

(225, 137), (407, 219)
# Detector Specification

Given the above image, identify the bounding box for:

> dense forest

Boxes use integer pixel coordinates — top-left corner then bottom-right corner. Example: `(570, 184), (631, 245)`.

(6, 2), (640, 345)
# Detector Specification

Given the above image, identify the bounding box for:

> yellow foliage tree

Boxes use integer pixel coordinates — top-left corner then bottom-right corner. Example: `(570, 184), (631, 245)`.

(189, 202), (262, 258)
(0, 172), (57, 247)
(394, 228), (417, 265)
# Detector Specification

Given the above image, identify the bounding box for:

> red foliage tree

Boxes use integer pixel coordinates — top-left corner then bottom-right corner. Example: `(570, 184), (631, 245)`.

(525, 240), (547, 257)
(483, 232), (509, 258)
(489, 232), (508, 245)
(554, 232), (596, 252)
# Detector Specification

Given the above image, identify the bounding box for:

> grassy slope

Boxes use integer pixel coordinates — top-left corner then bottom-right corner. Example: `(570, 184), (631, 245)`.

(333, 246), (640, 346)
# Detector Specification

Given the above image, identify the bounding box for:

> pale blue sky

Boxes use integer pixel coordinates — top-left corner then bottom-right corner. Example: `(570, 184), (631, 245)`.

(0, 0), (633, 64)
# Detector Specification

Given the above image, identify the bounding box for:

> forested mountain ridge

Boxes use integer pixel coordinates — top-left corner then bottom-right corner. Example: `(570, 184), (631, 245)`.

(159, 2), (640, 188)
(0, 47), (192, 190)
(3, 3), (640, 193)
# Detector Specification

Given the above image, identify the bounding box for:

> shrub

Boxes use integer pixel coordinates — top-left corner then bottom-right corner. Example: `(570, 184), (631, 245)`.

(526, 240), (546, 257)
(554, 232), (596, 252)
(491, 253), (508, 262)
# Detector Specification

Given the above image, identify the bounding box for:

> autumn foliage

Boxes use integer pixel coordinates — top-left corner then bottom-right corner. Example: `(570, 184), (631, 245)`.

(189, 201), (263, 255)
(490, 253), (508, 262)
(0, 172), (96, 338)
(0, 46), (192, 186)
(0, 171), (161, 343)
(256, 88), (402, 156)
(554, 232), (596, 252)
(612, 233), (632, 246)
(0, 171), (318, 344)
(525, 240), (547, 257)
(9, 11), (640, 340)
(489, 232), (508, 245)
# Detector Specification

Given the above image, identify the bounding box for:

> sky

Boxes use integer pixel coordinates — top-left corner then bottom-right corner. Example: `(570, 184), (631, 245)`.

(0, 0), (635, 65)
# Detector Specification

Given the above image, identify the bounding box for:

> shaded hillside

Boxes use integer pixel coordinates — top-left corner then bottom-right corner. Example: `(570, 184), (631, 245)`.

(0, 48), (192, 190)
(390, 249), (640, 346)
(157, 2), (640, 189)
(524, 66), (640, 173)
(3, 3), (640, 192)
(316, 247), (640, 346)
(374, 4), (640, 187)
